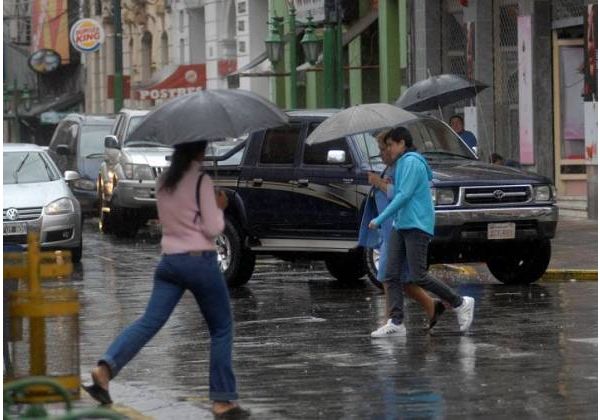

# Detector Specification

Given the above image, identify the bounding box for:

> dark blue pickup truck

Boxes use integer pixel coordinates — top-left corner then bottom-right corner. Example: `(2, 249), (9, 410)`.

(205, 110), (558, 287)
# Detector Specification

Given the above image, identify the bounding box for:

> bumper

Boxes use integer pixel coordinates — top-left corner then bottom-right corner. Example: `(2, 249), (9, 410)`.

(113, 180), (158, 209)
(3, 212), (82, 249)
(433, 205), (558, 243)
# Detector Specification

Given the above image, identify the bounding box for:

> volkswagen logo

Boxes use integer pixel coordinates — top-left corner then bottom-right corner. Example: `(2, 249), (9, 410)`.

(6, 208), (19, 221)
(493, 189), (505, 200)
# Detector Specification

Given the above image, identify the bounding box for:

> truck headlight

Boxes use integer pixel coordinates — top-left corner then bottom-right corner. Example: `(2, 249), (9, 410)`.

(73, 178), (97, 191)
(431, 187), (456, 205)
(123, 164), (154, 180)
(45, 197), (75, 215)
(533, 185), (553, 201)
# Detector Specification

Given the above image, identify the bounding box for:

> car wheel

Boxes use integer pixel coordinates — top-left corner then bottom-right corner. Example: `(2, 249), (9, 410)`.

(71, 243), (82, 264)
(218, 218), (255, 287)
(365, 248), (384, 289)
(325, 248), (368, 283)
(486, 239), (551, 284)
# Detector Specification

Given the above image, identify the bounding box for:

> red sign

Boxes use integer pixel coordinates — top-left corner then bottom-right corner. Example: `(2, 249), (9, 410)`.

(107, 75), (131, 99)
(218, 59), (237, 77)
(137, 64), (207, 100)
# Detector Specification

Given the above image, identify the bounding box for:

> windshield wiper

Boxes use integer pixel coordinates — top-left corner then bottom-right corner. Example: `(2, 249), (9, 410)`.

(85, 152), (105, 158)
(422, 151), (470, 159)
(124, 141), (167, 147)
(13, 153), (30, 183)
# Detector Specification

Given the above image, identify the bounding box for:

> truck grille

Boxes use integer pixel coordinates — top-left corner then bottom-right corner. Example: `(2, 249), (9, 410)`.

(463, 186), (531, 205)
(151, 166), (167, 179)
(3, 207), (43, 222)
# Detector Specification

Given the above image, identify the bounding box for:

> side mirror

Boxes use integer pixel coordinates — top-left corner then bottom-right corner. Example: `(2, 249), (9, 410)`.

(56, 144), (71, 156)
(327, 150), (347, 164)
(104, 135), (120, 149)
(64, 170), (80, 181)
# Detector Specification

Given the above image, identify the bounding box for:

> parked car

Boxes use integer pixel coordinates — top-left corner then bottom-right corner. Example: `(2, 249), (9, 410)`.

(47, 113), (115, 213)
(98, 109), (173, 237)
(3, 144), (83, 262)
(199, 110), (557, 287)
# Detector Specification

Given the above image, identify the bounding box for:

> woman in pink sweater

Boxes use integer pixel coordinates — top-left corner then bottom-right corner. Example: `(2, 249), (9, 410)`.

(83, 141), (248, 418)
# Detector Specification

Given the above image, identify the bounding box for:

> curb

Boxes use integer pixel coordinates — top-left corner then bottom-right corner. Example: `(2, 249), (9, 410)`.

(540, 269), (598, 282)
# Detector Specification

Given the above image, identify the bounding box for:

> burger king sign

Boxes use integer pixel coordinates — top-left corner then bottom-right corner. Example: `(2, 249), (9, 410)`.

(70, 19), (105, 53)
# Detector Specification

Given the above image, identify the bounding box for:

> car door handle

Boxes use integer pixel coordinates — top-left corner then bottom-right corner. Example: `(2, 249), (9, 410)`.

(252, 178), (263, 186)
(297, 179), (309, 187)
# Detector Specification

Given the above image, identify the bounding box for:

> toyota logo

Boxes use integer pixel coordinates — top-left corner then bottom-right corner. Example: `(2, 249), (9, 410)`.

(6, 208), (19, 221)
(493, 190), (505, 200)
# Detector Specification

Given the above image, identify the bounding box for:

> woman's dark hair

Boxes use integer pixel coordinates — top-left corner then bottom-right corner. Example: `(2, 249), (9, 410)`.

(160, 141), (207, 192)
(386, 126), (416, 152)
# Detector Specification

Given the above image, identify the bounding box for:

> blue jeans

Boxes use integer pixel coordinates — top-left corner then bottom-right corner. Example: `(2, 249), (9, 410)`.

(99, 252), (238, 401)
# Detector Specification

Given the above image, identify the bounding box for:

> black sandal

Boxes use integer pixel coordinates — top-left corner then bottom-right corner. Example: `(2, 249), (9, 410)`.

(428, 300), (446, 330)
(82, 383), (113, 405)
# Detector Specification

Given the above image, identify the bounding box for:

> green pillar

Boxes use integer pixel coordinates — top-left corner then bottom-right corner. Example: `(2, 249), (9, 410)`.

(349, 0), (369, 106)
(305, 71), (323, 109)
(323, 23), (337, 108)
(270, 0), (286, 108)
(335, 16), (344, 108)
(285, 5), (297, 109)
(378, 0), (401, 104)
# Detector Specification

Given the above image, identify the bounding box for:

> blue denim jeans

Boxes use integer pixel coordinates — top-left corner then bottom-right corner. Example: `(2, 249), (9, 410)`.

(384, 228), (463, 325)
(99, 252), (238, 401)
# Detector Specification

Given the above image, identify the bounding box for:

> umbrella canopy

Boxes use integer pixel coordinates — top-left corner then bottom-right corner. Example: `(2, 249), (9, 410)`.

(305, 103), (417, 145)
(127, 89), (288, 146)
(395, 74), (488, 112)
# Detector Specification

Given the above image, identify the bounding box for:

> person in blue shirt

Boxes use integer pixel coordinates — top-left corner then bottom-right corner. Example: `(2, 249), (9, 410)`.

(368, 126), (475, 338)
(450, 115), (477, 151)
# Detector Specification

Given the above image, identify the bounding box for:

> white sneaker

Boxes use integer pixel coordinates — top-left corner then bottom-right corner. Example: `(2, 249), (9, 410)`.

(371, 319), (406, 338)
(455, 296), (475, 332)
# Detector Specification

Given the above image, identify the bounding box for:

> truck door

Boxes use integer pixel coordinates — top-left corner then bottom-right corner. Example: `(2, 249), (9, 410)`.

(292, 121), (360, 239)
(238, 123), (303, 238)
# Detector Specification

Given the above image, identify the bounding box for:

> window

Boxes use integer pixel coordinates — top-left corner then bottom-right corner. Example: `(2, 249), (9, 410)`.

(4, 152), (59, 184)
(237, 20), (245, 33)
(260, 126), (300, 164)
(79, 124), (113, 157)
(237, 1), (247, 14)
(238, 40), (246, 53)
(303, 122), (351, 165)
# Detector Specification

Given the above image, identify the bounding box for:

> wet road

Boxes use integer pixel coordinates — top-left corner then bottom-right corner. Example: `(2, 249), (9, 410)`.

(73, 220), (598, 419)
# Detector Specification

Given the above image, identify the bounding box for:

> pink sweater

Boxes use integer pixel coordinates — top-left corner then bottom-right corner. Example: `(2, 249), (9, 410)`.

(156, 161), (224, 254)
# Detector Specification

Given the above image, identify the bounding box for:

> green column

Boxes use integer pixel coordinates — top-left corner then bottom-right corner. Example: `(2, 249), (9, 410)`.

(285, 5), (297, 109)
(323, 23), (337, 108)
(378, 0), (401, 104)
(305, 70), (323, 109)
(349, 0), (369, 105)
(270, 0), (287, 108)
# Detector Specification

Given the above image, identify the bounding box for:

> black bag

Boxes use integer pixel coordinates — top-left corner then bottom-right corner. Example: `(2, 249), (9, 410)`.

(193, 172), (206, 223)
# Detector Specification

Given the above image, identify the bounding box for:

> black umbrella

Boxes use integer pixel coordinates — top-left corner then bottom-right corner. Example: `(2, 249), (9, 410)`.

(395, 74), (488, 112)
(128, 89), (288, 146)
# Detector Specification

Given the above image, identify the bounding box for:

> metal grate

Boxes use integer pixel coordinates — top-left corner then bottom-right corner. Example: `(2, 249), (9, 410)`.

(441, 0), (468, 114)
(463, 185), (532, 205)
(3, 207), (43, 222)
(493, 1), (519, 160)
(552, 0), (586, 21)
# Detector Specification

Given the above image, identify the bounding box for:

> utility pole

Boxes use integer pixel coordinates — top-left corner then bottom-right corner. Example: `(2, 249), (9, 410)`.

(113, 0), (123, 112)
(323, 0), (343, 108)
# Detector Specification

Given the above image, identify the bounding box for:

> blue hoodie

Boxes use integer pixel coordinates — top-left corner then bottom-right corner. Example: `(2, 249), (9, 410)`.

(372, 151), (435, 235)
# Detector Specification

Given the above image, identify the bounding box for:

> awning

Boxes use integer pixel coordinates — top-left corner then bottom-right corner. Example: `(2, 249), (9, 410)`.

(230, 9), (378, 77)
(19, 91), (84, 119)
(135, 64), (207, 100)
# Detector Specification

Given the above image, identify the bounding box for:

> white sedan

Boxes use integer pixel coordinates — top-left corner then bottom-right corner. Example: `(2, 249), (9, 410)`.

(3, 144), (83, 262)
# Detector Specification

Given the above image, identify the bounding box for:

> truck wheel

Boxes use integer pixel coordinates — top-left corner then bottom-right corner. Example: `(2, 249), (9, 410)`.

(113, 207), (140, 239)
(98, 183), (114, 234)
(218, 219), (255, 287)
(486, 239), (551, 284)
(365, 248), (384, 289)
(325, 249), (368, 283)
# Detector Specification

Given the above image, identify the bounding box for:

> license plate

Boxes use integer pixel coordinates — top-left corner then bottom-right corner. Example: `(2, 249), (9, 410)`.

(487, 222), (516, 240)
(3, 222), (27, 236)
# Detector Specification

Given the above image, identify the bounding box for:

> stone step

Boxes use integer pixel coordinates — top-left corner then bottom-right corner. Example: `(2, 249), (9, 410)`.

(556, 196), (588, 211)
(558, 207), (589, 220)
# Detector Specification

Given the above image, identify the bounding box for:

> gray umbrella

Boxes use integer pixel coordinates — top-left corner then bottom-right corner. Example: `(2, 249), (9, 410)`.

(395, 74), (488, 112)
(305, 103), (417, 145)
(128, 89), (288, 145)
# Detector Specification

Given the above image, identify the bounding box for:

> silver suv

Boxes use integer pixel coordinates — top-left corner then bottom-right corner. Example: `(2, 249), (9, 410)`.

(98, 109), (172, 237)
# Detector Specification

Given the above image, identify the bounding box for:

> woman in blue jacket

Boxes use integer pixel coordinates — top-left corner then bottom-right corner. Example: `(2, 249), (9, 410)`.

(368, 127), (475, 337)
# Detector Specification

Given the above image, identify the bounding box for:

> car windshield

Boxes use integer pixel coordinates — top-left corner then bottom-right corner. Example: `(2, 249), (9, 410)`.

(353, 118), (476, 164)
(123, 115), (165, 147)
(204, 138), (246, 166)
(80, 124), (113, 157)
(4, 151), (60, 184)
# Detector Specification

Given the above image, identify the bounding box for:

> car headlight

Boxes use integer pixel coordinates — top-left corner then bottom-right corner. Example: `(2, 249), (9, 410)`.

(123, 164), (154, 180)
(73, 178), (97, 191)
(533, 185), (553, 202)
(45, 197), (75, 215)
(431, 187), (456, 205)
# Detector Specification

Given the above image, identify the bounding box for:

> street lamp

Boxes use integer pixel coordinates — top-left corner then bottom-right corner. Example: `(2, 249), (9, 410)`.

(265, 2), (322, 109)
